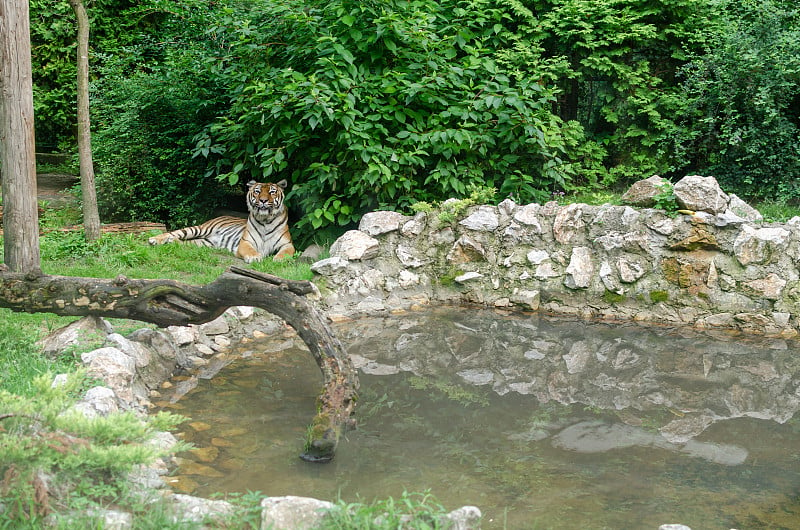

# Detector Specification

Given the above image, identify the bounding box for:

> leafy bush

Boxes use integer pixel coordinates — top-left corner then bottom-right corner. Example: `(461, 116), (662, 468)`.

(91, 67), (233, 229)
(666, 0), (800, 201)
(192, 0), (595, 241)
(497, 0), (723, 186)
(89, 1), (244, 229)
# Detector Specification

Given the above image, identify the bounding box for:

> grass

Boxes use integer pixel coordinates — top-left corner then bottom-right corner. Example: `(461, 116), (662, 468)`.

(321, 491), (453, 529)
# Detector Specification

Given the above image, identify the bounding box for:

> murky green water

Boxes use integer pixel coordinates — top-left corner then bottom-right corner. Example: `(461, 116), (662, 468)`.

(158, 308), (800, 529)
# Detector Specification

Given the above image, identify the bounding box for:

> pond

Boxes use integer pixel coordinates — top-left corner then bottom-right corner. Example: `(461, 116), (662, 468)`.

(158, 307), (800, 529)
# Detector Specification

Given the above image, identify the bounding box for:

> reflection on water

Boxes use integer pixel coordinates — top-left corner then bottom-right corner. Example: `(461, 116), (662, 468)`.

(158, 308), (800, 529)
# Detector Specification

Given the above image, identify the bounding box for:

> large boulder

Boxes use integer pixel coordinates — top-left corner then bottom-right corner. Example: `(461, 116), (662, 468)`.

(621, 175), (670, 207)
(329, 230), (380, 260)
(673, 175), (729, 214)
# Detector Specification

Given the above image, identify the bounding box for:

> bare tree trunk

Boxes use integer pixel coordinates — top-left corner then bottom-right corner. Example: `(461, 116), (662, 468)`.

(0, 266), (359, 462)
(0, 0), (41, 273)
(67, 0), (101, 241)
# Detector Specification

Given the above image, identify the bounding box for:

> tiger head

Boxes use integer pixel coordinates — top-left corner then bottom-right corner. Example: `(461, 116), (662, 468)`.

(246, 179), (287, 220)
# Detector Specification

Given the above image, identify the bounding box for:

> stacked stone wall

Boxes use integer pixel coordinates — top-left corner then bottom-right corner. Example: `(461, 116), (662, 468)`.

(313, 179), (800, 337)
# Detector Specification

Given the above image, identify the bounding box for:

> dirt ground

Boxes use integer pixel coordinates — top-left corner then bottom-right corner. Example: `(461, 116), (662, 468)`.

(36, 172), (78, 205)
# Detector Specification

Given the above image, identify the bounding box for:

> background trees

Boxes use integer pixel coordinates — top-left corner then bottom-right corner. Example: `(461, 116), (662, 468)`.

(666, 0), (800, 201)
(29, 0), (800, 245)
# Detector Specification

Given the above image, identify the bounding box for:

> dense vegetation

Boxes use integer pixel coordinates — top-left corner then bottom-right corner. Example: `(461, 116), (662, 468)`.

(31, 0), (800, 244)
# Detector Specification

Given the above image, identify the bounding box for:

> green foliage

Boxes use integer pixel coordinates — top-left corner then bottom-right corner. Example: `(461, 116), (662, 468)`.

(756, 200), (800, 223)
(29, 0), (159, 150)
(498, 0), (723, 187)
(28, 0), (800, 237)
(665, 0), (800, 201)
(322, 491), (452, 530)
(0, 373), (185, 523)
(0, 311), (77, 396)
(91, 61), (232, 229)
(649, 290), (669, 303)
(417, 184), (498, 223)
(651, 181), (679, 215)
(191, 0), (592, 241)
(602, 290), (626, 304)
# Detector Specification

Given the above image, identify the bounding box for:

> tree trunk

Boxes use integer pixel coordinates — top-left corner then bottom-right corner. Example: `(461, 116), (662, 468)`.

(0, 0), (41, 273)
(67, 0), (101, 241)
(0, 266), (359, 462)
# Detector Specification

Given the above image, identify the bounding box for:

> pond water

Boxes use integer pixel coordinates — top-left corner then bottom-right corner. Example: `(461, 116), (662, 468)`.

(158, 307), (800, 529)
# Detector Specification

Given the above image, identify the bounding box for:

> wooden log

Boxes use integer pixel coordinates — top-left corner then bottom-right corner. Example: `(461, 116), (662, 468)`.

(0, 267), (358, 462)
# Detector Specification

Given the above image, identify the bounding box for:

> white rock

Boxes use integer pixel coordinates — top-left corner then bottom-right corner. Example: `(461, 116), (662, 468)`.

(459, 206), (499, 231)
(329, 230), (380, 260)
(260, 496), (335, 530)
(564, 247), (594, 289)
(359, 210), (408, 235)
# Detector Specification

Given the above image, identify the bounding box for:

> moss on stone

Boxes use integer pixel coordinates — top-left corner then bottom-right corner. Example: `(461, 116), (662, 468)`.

(602, 290), (626, 304)
(437, 268), (464, 287)
(649, 290), (669, 303)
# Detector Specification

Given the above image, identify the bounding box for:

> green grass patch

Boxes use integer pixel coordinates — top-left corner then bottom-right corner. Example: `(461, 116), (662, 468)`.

(322, 491), (453, 529)
(755, 200), (800, 222)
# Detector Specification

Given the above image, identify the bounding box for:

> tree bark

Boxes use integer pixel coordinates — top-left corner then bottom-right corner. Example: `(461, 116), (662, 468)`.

(67, 0), (101, 241)
(0, 0), (41, 272)
(0, 266), (359, 462)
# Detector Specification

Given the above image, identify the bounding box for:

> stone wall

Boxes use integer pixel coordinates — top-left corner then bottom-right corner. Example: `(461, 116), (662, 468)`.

(312, 176), (800, 337)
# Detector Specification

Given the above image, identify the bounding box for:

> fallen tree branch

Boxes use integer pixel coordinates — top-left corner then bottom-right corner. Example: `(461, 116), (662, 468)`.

(0, 268), (358, 462)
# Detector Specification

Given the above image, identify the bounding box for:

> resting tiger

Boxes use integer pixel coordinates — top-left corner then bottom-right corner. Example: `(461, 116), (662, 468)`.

(148, 180), (295, 262)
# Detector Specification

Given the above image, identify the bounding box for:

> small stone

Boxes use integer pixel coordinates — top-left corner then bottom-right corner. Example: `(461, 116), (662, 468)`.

(189, 445), (220, 463)
(200, 316), (229, 336)
(455, 272), (483, 284)
(673, 175), (729, 214)
(179, 461), (225, 478)
(195, 344), (215, 356)
(261, 496), (336, 530)
(494, 298), (511, 308)
(166, 475), (200, 494)
(168, 326), (196, 346)
(564, 247), (594, 290)
(621, 175), (669, 207)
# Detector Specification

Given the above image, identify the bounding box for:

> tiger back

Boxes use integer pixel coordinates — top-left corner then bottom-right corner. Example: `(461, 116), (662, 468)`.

(148, 180), (295, 262)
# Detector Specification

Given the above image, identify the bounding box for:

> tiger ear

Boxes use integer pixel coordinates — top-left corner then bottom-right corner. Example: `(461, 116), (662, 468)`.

(247, 180), (257, 188)
(276, 179), (288, 190)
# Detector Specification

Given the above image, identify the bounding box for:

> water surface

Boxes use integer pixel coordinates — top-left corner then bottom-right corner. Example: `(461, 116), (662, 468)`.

(159, 308), (800, 529)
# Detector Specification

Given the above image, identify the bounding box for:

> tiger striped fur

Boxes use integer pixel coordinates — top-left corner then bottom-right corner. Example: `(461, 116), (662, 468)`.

(148, 180), (295, 262)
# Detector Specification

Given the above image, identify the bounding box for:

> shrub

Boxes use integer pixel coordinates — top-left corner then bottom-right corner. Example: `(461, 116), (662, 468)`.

(192, 0), (593, 242)
(666, 0), (800, 201)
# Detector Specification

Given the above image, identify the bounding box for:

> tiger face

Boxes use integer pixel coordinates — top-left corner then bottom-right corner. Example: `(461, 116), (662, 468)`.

(247, 179), (287, 220)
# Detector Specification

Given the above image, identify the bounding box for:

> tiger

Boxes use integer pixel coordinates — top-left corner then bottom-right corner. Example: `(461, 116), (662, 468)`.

(148, 180), (295, 262)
